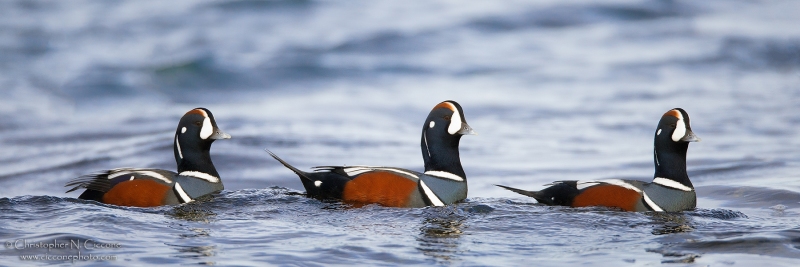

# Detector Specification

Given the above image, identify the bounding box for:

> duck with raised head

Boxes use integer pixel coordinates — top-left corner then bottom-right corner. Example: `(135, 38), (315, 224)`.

(268, 100), (476, 208)
(66, 108), (231, 207)
(497, 108), (700, 212)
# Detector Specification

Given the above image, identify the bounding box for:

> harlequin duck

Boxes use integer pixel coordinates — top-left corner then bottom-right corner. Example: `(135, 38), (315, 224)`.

(268, 100), (476, 208)
(65, 108), (231, 207)
(497, 108), (700, 212)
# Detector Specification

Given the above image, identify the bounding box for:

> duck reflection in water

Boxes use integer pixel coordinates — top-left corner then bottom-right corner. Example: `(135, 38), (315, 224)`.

(167, 200), (217, 223)
(649, 212), (694, 235)
(165, 203), (218, 264)
(646, 212), (697, 263)
(417, 207), (467, 263)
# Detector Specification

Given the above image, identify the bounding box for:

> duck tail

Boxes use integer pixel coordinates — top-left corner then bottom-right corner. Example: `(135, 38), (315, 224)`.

(265, 149), (314, 182)
(495, 184), (541, 199)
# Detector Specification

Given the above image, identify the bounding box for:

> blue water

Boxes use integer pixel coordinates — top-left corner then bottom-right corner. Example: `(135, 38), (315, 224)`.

(1, 0), (800, 265)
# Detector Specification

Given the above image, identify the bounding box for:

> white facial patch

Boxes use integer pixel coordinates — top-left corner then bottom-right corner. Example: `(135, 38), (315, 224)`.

(199, 117), (213, 140)
(671, 112), (686, 142)
(181, 127), (187, 134)
(448, 107), (462, 135)
(429, 121), (435, 128)
(314, 180), (322, 187)
(656, 129), (661, 136)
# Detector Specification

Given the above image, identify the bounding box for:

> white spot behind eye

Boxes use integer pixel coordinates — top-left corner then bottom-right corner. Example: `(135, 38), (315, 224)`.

(429, 121), (435, 128)
(181, 127), (187, 134)
(656, 129), (661, 135)
(199, 117), (212, 139)
(314, 181), (322, 187)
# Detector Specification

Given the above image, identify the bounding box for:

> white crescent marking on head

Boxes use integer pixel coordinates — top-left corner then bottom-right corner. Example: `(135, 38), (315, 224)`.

(176, 135), (183, 159)
(199, 117), (213, 140)
(179, 171), (220, 183)
(174, 182), (193, 203)
(424, 171), (464, 182)
(642, 192), (664, 211)
(423, 131), (431, 157)
(653, 177), (693, 191)
(654, 146), (659, 166)
(671, 112), (686, 142)
(420, 181), (445, 206)
(448, 107), (462, 135)
(656, 129), (661, 136)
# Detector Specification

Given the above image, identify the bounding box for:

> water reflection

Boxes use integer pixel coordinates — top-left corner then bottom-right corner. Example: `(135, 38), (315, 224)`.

(166, 242), (218, 266)
(166, 201), (217, 223)
(648, 212), (694, 235)
(416, 207), (467, 263)
(173, 244), (217, 258)
(642, 212), (698, 263)
(166, 203), (218, 265)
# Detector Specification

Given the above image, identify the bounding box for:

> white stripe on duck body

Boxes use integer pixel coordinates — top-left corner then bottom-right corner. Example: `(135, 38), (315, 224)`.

(65, 108), (231, 207)
(268, 100), (476, 208)
(497, 108), (700, 212)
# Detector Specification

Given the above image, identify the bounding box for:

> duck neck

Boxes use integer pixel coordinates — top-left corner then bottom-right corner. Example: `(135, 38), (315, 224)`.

(421, 130), (466, 179)
(175, 135), (221, 178)
(653, 142), (692, 188)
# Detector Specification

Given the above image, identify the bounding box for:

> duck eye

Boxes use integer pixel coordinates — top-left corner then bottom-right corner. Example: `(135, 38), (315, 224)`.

(670, 123), (676, 128)
(443, 115), (451, 121)
(194, 121), (203, 127)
